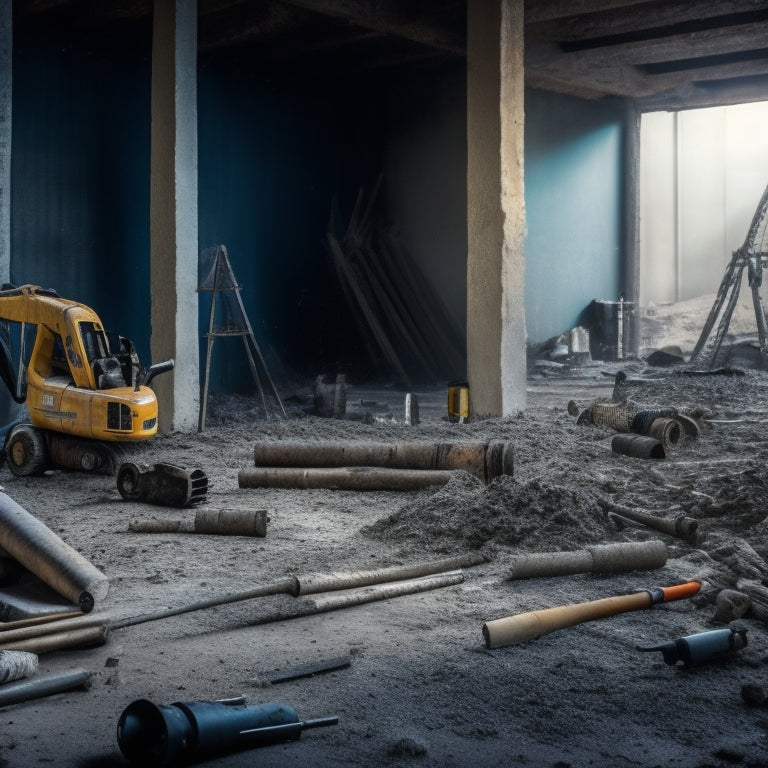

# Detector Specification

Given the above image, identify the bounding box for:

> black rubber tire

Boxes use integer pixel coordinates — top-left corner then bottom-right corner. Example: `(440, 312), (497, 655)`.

(5, 425), (49, 476)
(116, 462), (141, 499)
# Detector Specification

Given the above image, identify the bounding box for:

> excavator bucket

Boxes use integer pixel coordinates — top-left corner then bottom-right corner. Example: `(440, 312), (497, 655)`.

(116, 462), (208, 508)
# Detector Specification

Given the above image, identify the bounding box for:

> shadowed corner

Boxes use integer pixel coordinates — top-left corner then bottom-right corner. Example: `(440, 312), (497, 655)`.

(75, 755), (126, 768)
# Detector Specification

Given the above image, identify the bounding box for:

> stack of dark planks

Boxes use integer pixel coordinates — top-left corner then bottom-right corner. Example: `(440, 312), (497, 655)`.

(326, 180), (465, 386)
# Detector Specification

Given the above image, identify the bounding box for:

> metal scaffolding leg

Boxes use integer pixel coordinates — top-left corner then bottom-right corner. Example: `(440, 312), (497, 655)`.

(197, 245), (286, 430)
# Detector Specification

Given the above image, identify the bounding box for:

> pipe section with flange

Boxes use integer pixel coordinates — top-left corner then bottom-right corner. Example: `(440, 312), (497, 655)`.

(649, 418), (681, 452)
(250, 440), (513, 482)
(238, 466), (456, 491)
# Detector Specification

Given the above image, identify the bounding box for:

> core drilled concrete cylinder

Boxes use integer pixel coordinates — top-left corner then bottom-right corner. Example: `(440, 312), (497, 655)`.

(0, 491), (108, 612)
(506, 540), (668, 580)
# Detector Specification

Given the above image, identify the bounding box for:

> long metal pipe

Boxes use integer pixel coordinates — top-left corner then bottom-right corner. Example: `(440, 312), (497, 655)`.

(0, 553), (486, 645)
(239, 466), (456, 491)
(251, 440), (513, 483)
(0, 668), (91, 707)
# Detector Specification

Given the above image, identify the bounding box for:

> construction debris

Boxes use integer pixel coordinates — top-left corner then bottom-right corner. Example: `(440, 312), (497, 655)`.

(636, 628), (747, 668)
(505, 540), (668, 580)
(571, 371), (702, 454)
(116, 462), (208, 508)
(313, 374), (347, 418)
(599, 500), (699, 543)
(239, 465), (458, 491)
(404, 393), (420, 425)
(0, 624), (108, 654)
(711, 589), (752, 623)
(250, 439), (513, 483)
(0, 490), (109, 613)
(0, 553), (485, 653)
(0, 667), (91, 707)
(128, 507), (267, 537)
(117, 697), (337, 767)
(611, 434), (665, 460)
(257, 656), (351, 687)
(0, 649), (38, 683)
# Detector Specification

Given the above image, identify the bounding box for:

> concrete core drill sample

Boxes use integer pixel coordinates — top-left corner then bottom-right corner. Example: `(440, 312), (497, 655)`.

(0, 491), (108, 612)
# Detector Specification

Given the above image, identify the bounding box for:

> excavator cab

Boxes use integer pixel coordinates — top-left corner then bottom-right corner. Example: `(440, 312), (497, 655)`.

(81, 325), (141, 391)
(0, 284), (173, 476)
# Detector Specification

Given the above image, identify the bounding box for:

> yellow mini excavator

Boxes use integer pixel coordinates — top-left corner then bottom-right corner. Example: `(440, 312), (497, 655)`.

(0, 284), (173, 476)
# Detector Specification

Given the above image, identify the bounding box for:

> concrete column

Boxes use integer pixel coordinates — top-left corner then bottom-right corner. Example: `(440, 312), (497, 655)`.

(467, 0), (526, 418)
(623, 102), (641, 356)
(0, 0), (10, 287)
(150, 0), (199, 432)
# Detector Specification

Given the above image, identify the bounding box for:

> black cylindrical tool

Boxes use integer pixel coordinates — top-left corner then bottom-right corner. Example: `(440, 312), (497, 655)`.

(637, 627), (747, 667)
(117, 696), (337, 767)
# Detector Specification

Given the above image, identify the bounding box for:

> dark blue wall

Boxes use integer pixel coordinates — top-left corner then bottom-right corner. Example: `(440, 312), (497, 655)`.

(524, 89), (625, 343)
(12, 35), (152, 359)
(10, 26), (629, 399)
(196, 65), (388, 391)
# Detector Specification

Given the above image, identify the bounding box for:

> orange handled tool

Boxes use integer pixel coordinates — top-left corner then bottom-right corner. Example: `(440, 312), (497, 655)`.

(482, 580), (701, 649)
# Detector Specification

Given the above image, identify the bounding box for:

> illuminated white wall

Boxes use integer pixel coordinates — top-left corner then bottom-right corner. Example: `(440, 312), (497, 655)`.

(640, 102), (768, 307)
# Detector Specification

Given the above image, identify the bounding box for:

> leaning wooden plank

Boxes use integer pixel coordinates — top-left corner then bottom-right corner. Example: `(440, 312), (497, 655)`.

(0, 624), (109, 654)
(0, 611), (84, 633)
(354, 251), (433, 377)
(380, 232), (465, 375)
(327, 233), (412, 386)
(364, 243), (440, 376)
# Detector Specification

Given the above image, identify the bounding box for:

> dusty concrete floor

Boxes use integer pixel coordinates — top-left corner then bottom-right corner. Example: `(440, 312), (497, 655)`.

(1, 358), (768, 768)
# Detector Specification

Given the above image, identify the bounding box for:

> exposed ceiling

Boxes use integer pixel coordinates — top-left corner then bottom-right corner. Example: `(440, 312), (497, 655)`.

(14, 0), (768, 110)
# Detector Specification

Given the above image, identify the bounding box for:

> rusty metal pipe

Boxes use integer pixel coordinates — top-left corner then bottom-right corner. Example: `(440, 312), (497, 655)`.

(239, 466), (455, 491)
(0, 491), (109, 612)
(611, 434), (665, 459)
(649, 418), (681, 452)
(251, 440), (513, 482)
(601, 501), (699, 543)
(128, 508), (267, 537)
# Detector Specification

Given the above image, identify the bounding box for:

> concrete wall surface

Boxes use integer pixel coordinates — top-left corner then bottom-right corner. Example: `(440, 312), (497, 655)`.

(640, 101), (768, 307)
(8, 23), (631, 394)
(524, 89), (625, 344)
